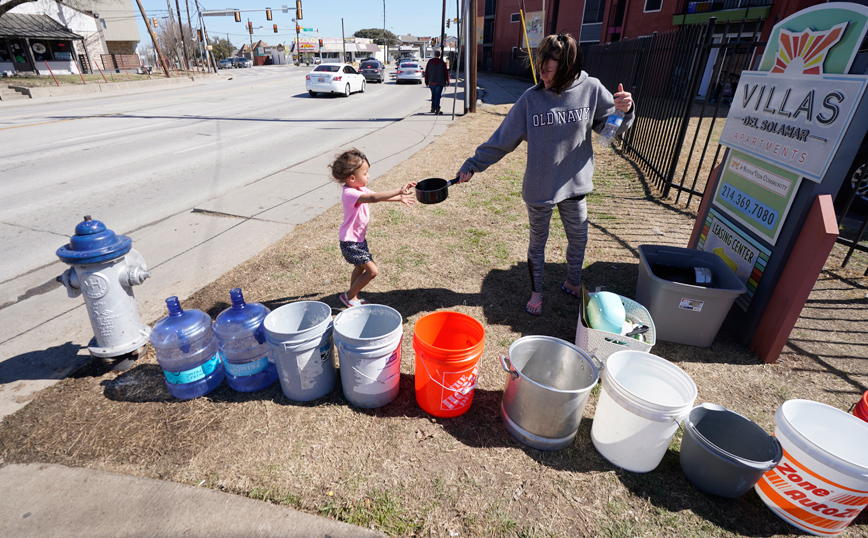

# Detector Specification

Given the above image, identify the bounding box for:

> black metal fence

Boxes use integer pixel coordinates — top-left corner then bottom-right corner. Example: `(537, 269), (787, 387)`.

(585, 17), (765, 208)
(584, 19), (868, 272)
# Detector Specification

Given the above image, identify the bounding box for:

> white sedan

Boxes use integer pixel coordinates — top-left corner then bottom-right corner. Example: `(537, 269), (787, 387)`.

(306, 63), (366, 97)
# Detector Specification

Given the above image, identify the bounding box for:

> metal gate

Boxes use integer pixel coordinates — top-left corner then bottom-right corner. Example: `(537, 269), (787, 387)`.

(584, 17), (764, 208)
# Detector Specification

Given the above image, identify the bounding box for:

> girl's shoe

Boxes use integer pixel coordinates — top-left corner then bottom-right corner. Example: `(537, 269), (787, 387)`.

(561, 282), (580, 298)
(340, 293), (362, 308)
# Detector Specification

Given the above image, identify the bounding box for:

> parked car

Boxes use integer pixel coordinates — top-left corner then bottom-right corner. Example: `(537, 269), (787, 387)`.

(312, 57), (322, 65)
(305, 63), (366, 97)
(396, 62), (423, 84)
(359, 60), (385, 83)
(217, 58), (234, 69)
(234, 57), (253, 68)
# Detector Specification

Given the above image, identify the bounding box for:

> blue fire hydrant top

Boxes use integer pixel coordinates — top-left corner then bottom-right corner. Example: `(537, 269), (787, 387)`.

(56, 216), (132, 264)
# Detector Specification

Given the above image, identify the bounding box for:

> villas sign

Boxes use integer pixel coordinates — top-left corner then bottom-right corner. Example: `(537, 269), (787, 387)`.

(720, 5), (868, 182)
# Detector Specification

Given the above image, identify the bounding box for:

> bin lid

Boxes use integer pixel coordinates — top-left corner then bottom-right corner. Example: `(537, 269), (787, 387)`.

(56, 216), (132, 264)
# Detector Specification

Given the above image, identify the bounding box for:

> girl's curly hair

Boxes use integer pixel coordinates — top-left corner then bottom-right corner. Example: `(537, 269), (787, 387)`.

(329, 148), (369, 184)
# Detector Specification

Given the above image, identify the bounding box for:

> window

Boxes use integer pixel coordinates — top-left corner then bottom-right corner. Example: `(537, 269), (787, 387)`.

(644, 0), (662, 13)
(584, 0), (606, 24)
(100, 19), (107, 29)
(510, 13), (520, 23)
(314, 65), (340, 72)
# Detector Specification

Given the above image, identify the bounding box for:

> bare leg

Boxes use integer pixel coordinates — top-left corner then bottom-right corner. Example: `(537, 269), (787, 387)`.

(347, 261), (378, 302)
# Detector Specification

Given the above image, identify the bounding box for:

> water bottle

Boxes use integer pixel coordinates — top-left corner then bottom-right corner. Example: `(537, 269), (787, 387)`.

(597, 109), (624, 146)
(151, 296), (225, 399)
(213, 288), (277, 392)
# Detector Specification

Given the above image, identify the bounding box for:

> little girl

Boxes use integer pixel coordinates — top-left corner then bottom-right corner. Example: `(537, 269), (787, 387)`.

(330, 149), (416, 307)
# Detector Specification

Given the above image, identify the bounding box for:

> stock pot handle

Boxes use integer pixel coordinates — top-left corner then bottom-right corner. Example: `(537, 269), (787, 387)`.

(589, 353), (604, 372)
(498, 354), (519, 380)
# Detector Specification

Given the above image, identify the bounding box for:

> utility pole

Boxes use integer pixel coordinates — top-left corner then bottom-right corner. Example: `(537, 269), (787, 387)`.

(184, 0), (197, 71)
(383, 0), (387, 63)
(134, 0), (170, 77)
(469, 0), (476, 112)
(341, 18), (346, 63)
(440, 0), (446, 59)
(175, 0), (190, 73)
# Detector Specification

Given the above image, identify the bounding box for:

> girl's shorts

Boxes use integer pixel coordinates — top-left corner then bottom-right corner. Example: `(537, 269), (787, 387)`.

(340, 240), (373, 266)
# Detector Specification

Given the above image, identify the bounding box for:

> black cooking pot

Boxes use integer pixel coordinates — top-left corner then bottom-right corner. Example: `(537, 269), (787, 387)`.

(415, 177), (459, 204)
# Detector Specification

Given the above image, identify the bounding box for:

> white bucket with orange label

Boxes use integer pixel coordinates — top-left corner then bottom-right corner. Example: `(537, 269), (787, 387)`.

(755, 399), (868, 536)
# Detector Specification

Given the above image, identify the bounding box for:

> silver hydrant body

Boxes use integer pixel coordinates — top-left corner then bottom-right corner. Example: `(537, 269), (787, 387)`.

(57, 216), (151, 358)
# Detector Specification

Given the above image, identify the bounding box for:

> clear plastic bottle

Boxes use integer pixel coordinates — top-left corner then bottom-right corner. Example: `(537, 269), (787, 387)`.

(212, 288), (277, 392)
(597, 109), (624, 146)
(151, 296), (225, 399)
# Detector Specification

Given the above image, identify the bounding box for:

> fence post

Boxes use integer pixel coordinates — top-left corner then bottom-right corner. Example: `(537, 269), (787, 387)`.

(662, 17), (716, 199)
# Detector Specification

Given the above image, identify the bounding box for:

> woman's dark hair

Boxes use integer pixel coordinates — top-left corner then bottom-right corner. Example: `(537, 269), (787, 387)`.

(329, 148), (369, 183)
(535, 33), (583, 94)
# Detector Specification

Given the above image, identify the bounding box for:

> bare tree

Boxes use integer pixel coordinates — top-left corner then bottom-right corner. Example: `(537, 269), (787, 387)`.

(0, 0), (37, 18)
(155, 20), (198, 68)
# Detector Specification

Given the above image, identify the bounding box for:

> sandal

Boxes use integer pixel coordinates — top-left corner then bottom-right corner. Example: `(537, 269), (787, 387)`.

(525, 297), (543, 316)
(561, 282), (580, 298)
(340, 293), (362, 308)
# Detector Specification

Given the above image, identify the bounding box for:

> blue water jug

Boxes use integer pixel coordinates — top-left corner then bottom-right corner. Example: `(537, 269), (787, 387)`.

(213, 288), (277, 392)
(151, 296), (225, 399)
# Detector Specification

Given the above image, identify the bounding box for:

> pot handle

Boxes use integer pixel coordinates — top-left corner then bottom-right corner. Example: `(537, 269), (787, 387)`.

(499, 354), (519, 380)
(447, 175), (460, 187)
(589, 353), (604, 372)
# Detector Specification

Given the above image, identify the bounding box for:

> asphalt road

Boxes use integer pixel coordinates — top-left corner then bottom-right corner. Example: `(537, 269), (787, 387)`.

(0, 63), (467, 418)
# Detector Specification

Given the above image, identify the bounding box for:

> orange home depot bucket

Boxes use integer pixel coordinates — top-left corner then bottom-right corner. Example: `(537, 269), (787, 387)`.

(413, 312), (485, 418)
(855, 391), (868, 423)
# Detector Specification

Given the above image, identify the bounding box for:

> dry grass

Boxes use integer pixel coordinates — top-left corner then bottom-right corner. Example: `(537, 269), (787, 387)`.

(2, 104), (868, 537)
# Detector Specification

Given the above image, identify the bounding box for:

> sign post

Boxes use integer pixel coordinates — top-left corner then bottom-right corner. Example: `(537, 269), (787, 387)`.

(689, 3), (868, 361)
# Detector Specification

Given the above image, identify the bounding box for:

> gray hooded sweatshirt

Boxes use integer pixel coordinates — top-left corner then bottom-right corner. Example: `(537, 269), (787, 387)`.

(459, 71), (635, 205)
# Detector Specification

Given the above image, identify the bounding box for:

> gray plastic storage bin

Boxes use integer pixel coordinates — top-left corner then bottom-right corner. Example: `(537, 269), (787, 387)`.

(636, 245), (746, 347)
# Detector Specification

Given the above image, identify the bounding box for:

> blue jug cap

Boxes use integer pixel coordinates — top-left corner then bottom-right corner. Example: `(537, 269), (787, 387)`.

(213, 288), (271, 339)
(56, 216), (132, 264)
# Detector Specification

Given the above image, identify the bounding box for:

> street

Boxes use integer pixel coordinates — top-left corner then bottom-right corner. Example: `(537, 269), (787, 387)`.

(0, 63), (466, 417)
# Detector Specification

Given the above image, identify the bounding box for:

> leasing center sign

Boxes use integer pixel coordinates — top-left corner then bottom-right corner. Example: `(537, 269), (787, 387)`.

(720, 4), (868, 183)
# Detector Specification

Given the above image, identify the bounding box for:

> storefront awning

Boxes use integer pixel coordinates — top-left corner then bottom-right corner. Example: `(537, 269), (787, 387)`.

(0, 13), (83, 40)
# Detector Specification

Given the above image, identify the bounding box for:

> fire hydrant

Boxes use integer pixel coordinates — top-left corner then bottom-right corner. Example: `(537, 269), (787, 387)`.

(56, 216), (151, 358)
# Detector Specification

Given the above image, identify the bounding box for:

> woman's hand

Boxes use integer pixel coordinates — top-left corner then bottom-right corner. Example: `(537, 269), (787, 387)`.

(456, 171), (473, 183)
(614, 83), (633, 113)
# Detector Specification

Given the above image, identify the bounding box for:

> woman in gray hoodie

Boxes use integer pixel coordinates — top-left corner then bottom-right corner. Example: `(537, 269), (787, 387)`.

(456, 33), (634, 316)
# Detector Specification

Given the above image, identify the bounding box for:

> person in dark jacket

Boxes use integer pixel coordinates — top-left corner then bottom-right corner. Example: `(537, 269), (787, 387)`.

(424, 50), (450, 115)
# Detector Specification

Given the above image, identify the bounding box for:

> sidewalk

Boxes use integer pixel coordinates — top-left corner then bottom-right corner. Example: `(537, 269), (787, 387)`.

(0, 72), (535, 538)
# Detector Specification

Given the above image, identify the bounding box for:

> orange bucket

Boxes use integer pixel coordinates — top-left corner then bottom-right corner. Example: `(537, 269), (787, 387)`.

(855, 390), (868, 423)
(413, 312), (485, 418)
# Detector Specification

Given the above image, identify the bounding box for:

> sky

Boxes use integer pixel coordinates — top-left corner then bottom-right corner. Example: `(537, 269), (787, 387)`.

(135, 0), (461, 50)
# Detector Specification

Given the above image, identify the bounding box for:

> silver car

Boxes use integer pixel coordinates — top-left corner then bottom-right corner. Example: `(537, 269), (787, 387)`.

(234, 57), (253, 68)
(396, 62), (423, 84)
(217, 58), (234, 69)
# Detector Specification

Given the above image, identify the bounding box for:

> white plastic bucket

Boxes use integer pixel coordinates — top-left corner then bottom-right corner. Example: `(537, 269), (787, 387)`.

(754, 399), (868, 536)
(263, 301), (336, 401)
(333, 304), (403, 408)
(590, 350), (697, 472)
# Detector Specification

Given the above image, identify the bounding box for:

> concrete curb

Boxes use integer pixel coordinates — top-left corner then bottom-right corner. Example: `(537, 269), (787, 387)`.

(11, 74), (221, 99)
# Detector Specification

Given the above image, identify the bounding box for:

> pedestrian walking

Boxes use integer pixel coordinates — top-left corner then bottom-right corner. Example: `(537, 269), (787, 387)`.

(425, 50), (450, 115)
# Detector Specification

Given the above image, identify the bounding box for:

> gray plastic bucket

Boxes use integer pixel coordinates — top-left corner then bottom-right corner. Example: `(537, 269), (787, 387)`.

(263, 301), (336, 401)
(680, 403), (782, 498)
(333, 304), (403, 408)
(499, 336), (602, 450)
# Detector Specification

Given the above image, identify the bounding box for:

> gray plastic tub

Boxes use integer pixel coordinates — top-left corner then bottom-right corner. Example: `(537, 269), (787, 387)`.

(680, 403), (782, 498)
(636, 245), (746, 347)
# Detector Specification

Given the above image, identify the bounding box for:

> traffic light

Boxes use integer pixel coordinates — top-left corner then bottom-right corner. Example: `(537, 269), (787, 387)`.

(318, 38), (323, 48)
(296, 0), (302, 20)
(296, 25), (301, 33)
(266, 8), (272, 21)
(152, 17), (157, 28)
(273, 24), (278, 33)
(197, 29), (203, 41)
(447, 19), (450, 28)
(248, 21), (253, 35)
(234, 11), (241, 22)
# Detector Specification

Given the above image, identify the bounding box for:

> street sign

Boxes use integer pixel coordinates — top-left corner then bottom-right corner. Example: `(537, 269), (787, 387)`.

(303, 27), (313, 31)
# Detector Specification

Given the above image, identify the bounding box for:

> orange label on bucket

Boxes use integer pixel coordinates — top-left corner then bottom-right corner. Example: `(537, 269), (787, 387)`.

(439, 367), (478, 411)
(756, 449), (868, 535)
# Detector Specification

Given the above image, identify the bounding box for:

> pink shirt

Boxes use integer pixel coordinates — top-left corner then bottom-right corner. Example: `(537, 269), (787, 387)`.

(339, 186), (370, 242)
